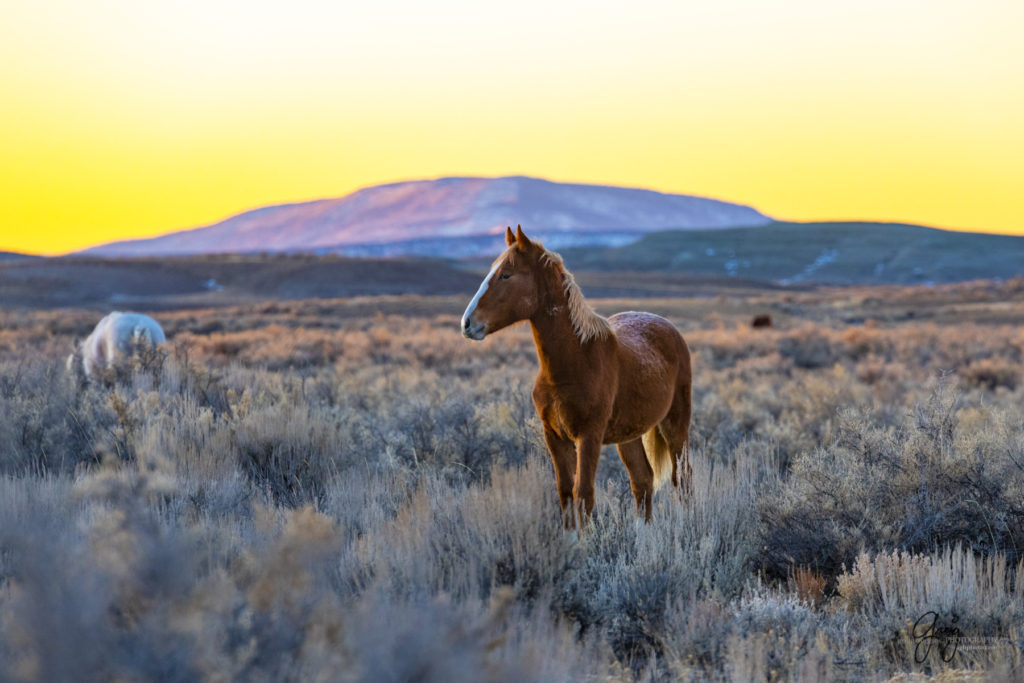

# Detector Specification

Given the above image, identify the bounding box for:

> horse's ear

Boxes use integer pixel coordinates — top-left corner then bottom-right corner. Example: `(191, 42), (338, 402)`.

(515, 224), (533, 251)
(505, 226), (515, 246)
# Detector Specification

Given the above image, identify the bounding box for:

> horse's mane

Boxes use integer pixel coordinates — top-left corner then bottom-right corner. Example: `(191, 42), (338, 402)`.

(537, 247), (612, 344)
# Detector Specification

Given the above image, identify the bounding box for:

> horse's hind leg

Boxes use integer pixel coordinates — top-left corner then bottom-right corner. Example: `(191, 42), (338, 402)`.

(617, 439), (654, 521)
(661, 379), (692, 498)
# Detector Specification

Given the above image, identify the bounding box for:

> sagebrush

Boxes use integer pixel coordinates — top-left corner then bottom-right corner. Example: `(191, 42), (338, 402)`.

(1, 286), (1023, 680)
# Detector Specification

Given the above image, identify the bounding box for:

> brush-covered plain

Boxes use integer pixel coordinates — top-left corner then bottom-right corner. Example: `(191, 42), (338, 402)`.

(1, 282), (1023, 681)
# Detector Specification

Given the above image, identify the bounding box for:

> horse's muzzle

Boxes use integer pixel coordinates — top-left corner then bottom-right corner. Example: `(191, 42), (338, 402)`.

(461, 316), (486, 341)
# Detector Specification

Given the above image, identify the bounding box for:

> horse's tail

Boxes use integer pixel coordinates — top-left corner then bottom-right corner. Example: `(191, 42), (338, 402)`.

(641, 427), (674, 492)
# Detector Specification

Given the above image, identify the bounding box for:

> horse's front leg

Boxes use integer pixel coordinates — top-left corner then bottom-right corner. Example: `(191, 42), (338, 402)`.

(573, 432), (602, 527)
(542, 426), (576, 529)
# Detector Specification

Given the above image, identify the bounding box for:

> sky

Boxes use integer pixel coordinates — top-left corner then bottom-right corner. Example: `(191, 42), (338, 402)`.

(1, 0), (1022, 255)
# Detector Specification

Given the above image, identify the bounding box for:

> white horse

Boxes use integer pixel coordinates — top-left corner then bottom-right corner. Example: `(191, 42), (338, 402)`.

(67, 312), (167, 380)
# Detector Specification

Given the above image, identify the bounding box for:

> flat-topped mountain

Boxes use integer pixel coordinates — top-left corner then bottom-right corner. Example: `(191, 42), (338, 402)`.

(80, 176), (771, 257)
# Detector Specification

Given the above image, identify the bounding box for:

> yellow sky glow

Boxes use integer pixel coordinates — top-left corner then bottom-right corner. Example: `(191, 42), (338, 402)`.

(1, 0), (1022, 255)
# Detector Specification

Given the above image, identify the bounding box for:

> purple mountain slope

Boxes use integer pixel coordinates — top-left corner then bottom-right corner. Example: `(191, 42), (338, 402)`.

(81, 176), (772, 257)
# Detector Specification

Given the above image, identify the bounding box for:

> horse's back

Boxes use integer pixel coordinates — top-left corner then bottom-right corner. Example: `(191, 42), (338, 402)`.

(105, 312), (166, 349)
(80, 312), (165, 376)
(127, 313), (166, 344)
(608, 311), (689, 371)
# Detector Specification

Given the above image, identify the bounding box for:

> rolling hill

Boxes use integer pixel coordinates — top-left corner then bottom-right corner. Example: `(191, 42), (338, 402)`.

(563, 221), (1024, 285)
(0, 251), (36, 262)
(79, 176), (771, 257)
(0, 254), (483, 310)
(9, 219), (1023, 311)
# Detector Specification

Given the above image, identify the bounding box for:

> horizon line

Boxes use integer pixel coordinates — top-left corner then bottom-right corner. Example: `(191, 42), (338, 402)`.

(14, 221), (1018, 260)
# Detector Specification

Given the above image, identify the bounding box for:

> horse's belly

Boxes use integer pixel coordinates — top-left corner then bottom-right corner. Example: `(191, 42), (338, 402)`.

(537, 387), (671, 445)
(602, 424), (647, 445)
(604, 388), (673, 444)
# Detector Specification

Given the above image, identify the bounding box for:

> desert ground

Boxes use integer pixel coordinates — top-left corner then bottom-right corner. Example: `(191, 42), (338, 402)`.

(1, 273), (1023, 680)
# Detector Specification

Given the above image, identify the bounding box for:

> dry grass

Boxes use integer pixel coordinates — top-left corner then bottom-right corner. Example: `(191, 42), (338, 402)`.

(1, 284), (1023, 680)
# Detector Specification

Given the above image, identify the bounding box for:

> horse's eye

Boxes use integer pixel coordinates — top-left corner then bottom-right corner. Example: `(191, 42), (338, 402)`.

(499, 272), (511, 280)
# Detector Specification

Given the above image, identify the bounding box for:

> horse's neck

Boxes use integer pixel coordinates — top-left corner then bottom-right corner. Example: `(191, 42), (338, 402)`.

(529, 279), (598, 383)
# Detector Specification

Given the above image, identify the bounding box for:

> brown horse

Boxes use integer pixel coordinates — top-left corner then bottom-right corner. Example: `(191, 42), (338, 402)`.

(462, 226), (692, 525)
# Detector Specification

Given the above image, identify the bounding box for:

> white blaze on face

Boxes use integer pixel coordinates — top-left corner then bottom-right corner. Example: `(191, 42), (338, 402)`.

(461, 257), (503, 338)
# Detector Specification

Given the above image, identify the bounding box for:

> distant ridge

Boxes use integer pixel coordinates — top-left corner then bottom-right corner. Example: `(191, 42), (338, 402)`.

(0, 251), (37, 262)
(80, 176), (772, 257)
(563, 221), (1024, 285)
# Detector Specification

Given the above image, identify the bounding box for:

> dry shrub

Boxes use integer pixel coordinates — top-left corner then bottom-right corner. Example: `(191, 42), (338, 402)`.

(789, 565), (827, 607)
(840, 323), (891, 360)
(759, 383), (1024, 581)
(0, 359), (116, 474)
(0, 460), (612, 682)
(778, 324), (841, 368)
(836, 547), (1024, 672)
(688, 324), (777, 370)
(229, 402), (343, 507)
(959, 358), (1019, 391)
(552, 452), (764, 673)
